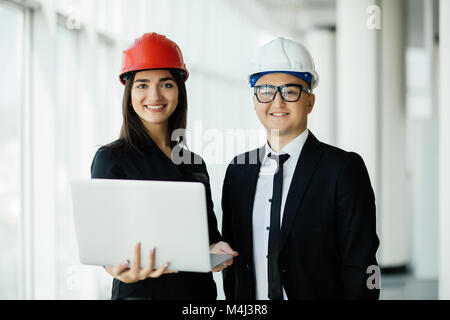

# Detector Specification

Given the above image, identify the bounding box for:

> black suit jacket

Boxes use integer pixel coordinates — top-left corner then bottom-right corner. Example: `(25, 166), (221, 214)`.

(222, 131), (380, 300)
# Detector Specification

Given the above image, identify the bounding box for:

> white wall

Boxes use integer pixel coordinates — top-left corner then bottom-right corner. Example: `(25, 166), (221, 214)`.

(406, 0), (439, 280)
(305, 28), (336, 146)
(439, 0), (450, 300)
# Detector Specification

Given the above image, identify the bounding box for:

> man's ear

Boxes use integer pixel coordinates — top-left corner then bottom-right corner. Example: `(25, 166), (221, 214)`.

(307, 93), (315, 114)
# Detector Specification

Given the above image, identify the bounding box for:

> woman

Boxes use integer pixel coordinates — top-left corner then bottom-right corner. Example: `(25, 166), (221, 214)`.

(91, 33), (237, 300)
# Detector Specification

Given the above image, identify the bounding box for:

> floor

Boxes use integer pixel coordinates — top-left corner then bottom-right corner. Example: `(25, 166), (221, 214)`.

(214, 271), (439, 300)
(380, 272), (438, 300)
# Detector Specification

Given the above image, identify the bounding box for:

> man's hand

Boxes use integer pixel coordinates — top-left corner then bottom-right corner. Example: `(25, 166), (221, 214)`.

(209, 241), (239, 272)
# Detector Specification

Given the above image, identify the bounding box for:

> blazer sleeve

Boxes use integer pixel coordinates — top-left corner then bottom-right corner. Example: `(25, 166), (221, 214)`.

(221, 163), (236, 300)
(336, 152), (380, 300)
(198, 160), (222, 245)
(90, 147), (127, 179)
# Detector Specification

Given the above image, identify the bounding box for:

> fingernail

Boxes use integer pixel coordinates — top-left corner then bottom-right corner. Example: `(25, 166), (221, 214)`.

(120, 260), (128, 267)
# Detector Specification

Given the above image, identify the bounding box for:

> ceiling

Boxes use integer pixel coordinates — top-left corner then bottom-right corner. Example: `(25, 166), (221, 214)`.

(229, 0), (336, 38)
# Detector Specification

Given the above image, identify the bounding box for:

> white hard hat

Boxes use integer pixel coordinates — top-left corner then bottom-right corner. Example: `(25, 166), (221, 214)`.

(249, 37), (319, 89)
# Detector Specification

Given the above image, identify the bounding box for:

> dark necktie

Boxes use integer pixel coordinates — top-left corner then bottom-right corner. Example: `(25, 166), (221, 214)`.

(267, 152), (290, 300)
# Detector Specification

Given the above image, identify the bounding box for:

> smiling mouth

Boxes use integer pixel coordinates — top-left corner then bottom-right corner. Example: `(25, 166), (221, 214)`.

(270, 112), (289, 117)
(145, 105), (166, 110)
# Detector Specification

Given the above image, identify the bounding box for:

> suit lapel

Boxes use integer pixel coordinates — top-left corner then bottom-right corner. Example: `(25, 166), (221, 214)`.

(279, 132), (324, 249)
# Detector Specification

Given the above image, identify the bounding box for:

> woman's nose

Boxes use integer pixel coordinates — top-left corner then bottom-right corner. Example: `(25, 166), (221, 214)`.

(146, 85), (162, 101)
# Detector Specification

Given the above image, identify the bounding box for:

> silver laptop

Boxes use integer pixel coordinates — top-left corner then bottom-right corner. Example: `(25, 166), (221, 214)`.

(70, 179), (232, 272)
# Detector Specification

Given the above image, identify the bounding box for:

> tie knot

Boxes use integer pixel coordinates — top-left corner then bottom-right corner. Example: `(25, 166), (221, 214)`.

(268, 153), (290, 167)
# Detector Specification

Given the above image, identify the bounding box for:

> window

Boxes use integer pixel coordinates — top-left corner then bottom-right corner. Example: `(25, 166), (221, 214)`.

(0, 2), (23, 299)
(55, 23), (81, 299)
(95, 36), (117, 146)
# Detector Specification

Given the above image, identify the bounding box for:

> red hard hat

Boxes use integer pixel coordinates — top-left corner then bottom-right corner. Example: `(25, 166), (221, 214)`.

(119, 33), (189, 85)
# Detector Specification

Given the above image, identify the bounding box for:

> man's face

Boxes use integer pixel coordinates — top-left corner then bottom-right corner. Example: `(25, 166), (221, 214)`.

(253, 72), (315, 141)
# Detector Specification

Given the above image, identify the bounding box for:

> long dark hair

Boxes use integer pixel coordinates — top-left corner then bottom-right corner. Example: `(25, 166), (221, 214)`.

(105, 68), (187, 154)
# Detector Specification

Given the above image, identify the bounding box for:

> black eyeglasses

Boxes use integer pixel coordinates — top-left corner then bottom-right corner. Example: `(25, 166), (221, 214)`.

(254, 83), (311, 103)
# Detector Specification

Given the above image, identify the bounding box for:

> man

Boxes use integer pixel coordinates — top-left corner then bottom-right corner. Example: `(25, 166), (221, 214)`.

(221, 37), (380, 300)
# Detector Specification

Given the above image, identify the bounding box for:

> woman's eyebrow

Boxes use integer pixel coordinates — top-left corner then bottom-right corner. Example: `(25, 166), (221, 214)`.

(134, 77), (174, 83)
(159, 77), (174, 82)
(134, 79), (149, 83)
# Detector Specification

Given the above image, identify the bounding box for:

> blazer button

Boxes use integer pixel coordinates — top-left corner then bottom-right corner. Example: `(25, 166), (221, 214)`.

(246, 264), (250, 271)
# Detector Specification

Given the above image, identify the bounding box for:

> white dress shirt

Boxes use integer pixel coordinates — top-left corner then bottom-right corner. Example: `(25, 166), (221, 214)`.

(252, 129), (309, 300)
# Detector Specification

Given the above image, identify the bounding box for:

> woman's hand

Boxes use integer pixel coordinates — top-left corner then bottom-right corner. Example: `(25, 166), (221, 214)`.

(105, 242), (177, 283)
(209, 241), (239, 273)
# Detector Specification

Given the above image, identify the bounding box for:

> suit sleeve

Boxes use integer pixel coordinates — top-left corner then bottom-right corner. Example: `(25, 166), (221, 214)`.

(198, 160), (222, 245)
(90, 147), (126, 179)
(336, 152), (380, 300)
(221, 163), (236, 300)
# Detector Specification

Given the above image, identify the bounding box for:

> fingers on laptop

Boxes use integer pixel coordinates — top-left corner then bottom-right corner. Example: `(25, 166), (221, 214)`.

(224, 258), (234, 267)
(109, 243), (176, 282)
(211, 241), (239, 257)
(135, 244), (166, 279)
(112, 260), (129, 276)
(144, 247), (171, 278)
(163, 269), (179, 274)
(144, 246), (175, 278)
(212, 265), (226, 273)
(211, 256), (235, 272)
(139, 247), (155, 279)
(149, 261), (170, 278)
(130, 242), (141, 279)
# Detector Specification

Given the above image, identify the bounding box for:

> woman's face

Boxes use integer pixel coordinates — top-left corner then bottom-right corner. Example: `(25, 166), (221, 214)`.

(131, 69), (179, 128)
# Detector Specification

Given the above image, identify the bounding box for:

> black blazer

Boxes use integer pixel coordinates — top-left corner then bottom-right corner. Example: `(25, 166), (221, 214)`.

(91, 139), (222, 300)
(222, 131), (380, 300)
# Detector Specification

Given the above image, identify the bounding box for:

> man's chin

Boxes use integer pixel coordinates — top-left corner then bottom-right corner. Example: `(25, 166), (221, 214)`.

(266, 127), (289, 137)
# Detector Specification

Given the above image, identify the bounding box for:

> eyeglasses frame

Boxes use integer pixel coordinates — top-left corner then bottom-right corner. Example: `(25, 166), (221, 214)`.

(253, 83), (311, 103)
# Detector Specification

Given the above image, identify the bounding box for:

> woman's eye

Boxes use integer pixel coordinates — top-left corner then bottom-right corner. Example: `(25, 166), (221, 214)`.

(136, 84), (147, 89)
(161, 83), (174, 88)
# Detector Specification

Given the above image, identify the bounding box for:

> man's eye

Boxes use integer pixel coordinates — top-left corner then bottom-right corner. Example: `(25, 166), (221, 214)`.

(260, 88), (273, 95)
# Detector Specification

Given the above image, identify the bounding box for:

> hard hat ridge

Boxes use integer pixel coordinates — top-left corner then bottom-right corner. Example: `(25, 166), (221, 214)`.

(119, 32), (189, 85)
(249, 37), (319, 89)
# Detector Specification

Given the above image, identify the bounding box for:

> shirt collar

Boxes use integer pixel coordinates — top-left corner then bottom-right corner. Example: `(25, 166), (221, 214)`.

(263, 129), (309, 165)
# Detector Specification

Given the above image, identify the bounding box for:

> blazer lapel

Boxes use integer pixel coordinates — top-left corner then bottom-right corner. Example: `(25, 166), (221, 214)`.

(279, 132), (324, 249)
